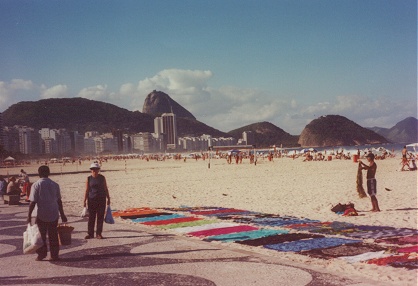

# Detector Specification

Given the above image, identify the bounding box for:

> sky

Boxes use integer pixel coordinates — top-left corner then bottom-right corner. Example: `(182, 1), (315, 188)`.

(0, 0), (416, 135)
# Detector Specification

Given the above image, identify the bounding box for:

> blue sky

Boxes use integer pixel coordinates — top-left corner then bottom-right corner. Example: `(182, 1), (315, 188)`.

(0, 0), (416, 134)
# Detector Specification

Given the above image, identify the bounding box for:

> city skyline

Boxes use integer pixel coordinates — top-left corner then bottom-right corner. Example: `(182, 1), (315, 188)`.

(0, 0), (416, 135)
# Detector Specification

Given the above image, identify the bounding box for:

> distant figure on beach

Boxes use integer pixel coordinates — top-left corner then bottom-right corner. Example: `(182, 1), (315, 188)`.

(359, 153), (380, 212)
(0, 175), (7, 196)
(28, 165), (67, 261)
(409, 158), (417, 171)
(83, 162), (111, 239)
(6, 176), (21, 195)
(401, 146), (409, 171)
(19, 169), (30, 196)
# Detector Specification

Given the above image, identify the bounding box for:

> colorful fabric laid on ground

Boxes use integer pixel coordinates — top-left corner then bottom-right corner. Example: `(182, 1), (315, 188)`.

(376, 235), (418, 245)
(117, 206), (417, 270)
(264, 237), (361, 252)
(367, 253), (412, 266)
(190, 208), (249, 216)
(188, 225), (259, 237)
(237, 233), (324, 247)
(284, 222), (332, 231)
(302, 243), (387, 260)
(344, 227), (418, 239)
(159, 219), (219, 230)
(303, 221), (360, 235)
(204, 229), (288, 243)
(141, 216), (202, 226)
(248, 217), (321, 227)
(112, 208), (161, 218)
(386, 258), (418, 270)
(338, 251), (392, 263)
(120, 213), (174, 219)
(375, 235), (418, 245)
(131, 213), (185, 223)
(396, 245), (418, 253)
(170, 222), (240, 233)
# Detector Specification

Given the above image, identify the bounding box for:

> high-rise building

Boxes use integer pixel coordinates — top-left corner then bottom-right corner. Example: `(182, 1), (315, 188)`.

(112, 130), (124, 153)
(161, 113), (177, 150)
(242, 131), (255, 145)
(154, 117), (163, 138)
(18, 127), (41, 154)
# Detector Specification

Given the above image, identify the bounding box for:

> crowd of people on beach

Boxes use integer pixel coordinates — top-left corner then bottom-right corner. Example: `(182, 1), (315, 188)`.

(1, 142), (416, 264)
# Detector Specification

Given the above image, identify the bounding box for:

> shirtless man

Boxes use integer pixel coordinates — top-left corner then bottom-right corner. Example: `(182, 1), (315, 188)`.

(359, 153), (380, 212)
(401, 146), (409, 171)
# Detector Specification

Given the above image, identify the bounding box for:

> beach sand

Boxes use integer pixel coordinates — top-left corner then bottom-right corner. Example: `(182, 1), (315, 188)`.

(4, 155), (417, 285)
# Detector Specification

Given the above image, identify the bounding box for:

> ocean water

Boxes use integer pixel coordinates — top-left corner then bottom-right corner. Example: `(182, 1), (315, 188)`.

(272, 143), (416, 156)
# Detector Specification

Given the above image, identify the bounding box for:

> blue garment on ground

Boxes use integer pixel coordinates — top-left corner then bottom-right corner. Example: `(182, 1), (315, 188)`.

(204, 229), (288, 243)
(131, 213), (185, 223)
(251, 217), (320, 227)
(344, 228), (418, 239)
(264, 237), (361, 252)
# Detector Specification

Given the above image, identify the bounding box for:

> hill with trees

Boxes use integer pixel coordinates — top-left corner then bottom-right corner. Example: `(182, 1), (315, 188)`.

(228, 121), (299, 147)
(298, 115), (389, 147)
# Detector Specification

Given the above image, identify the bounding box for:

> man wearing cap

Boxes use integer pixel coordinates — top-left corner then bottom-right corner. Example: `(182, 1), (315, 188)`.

(83, 162), (111, 239)
(359, 153), (380, 212)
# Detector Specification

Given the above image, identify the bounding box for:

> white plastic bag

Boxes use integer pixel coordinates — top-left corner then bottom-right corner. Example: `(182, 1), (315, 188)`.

(80, 207), (89, 217)
(23, 223), (43, 254)
(104, 205), (114, 224)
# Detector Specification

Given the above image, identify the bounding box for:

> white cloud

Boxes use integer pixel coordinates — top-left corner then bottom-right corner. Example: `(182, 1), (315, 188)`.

(136, 69), (213, 109)
(78, 84), (115, 101)
(0, 79), (39, 111)
(41, 84), (68, 99)
(9, 79), (35, 90)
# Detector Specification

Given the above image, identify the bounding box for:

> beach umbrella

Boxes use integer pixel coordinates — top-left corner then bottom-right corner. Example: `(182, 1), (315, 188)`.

(406, 143), (418, 153)
(3, 156), (15, 162)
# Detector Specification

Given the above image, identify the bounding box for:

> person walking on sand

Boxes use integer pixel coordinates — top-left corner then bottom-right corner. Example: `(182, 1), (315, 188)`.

(27, 165), (67, 261)
(359, 153), (380, 212)
(19, 169), (31, 198)
(83, 162), (110, 239)
(401, 146), (410, 171)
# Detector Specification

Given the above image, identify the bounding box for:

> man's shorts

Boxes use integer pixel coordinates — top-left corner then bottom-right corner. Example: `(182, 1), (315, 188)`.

(367, 178), (377, 197)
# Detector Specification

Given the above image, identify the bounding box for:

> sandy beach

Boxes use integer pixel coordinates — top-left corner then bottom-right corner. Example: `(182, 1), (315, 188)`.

(3, 154), (417, 285)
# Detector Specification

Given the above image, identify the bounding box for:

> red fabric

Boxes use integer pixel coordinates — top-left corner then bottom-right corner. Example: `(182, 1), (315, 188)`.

(141, 216), (202, 225)
(397, 245), (418, 253)
(189, 225), (259, 237)
(367, 254), (411, 265)
(190, 208), (246, 215)
(342, 208), (358, 216)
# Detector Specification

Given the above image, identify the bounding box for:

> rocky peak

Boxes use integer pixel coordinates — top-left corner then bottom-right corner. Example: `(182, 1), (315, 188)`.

(142, 90), (196, 120)
(298, 115), (389, 147)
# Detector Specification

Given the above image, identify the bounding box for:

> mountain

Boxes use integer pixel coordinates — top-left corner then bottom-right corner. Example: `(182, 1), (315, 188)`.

(2, 98), (154, 134)
(142, 90), (196, 120)
(298, 115), (389, 147)
(1, 97), (229, 137)
(369, 117), (417, 143)
(228, 121), (299, 148)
